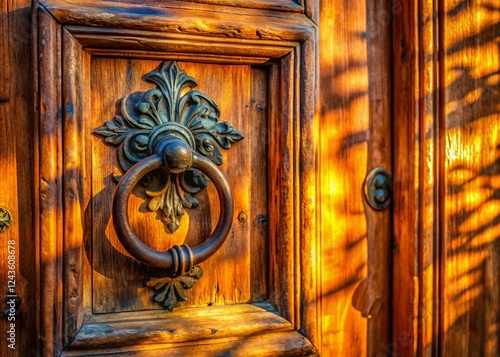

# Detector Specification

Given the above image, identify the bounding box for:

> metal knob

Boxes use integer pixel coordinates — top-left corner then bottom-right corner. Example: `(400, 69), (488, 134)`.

(363, 168), (393, 210)
(112, 135), (234, 275)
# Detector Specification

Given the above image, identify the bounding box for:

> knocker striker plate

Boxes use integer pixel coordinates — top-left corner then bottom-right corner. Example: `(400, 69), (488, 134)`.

(94, 61), (244, 310)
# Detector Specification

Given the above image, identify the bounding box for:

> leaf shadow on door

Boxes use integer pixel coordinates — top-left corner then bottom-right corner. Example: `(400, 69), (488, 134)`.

(318, 1), (500, 356)
(420, 2), (500, 355)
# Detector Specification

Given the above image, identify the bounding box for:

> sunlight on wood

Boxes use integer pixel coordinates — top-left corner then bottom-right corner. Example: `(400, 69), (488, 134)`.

(319, 0), (370, 355)
(442, 2), (500, 355)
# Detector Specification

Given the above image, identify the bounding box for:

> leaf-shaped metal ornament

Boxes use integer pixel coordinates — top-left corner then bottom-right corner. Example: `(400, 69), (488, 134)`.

(93, 61), (244, 234)
(145, 266), (203, 312)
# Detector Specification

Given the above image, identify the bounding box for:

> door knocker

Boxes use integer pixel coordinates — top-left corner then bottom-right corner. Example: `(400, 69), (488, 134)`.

(94, 61), (244, 311)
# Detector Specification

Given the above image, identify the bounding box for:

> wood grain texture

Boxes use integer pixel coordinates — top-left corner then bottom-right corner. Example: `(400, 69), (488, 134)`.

(393, 1), (500, 356)
(440, 2), (500, 356)
(35, 0), (317, 353)
(319, 1), (369, 353)
(40, 0), (315, 42)
(67, 27), (294, 61)
(90, 59), (269, 312)
(318, 0), (392, 355)
(119, 0), (303, 12)
(64, 331), (315, 357)
(68, 303), (293, 350)
(268, 54), (295, 324)
(35, 0), (316, 354)
(364, 2), (392, 355)
(37, 6), (63, 357)
(0, 0), (36, 356)
(392, 1), (419, 356)
(416, 1), (440, 355)
(299, 33), (319, 347)
(62, 28), (91, 346)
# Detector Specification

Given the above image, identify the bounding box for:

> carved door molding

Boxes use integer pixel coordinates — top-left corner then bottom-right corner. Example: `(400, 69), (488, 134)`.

(34, 0), (318, 355)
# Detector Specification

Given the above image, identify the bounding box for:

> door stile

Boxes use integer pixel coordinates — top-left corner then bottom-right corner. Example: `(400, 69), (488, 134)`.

(298, 33), (319, 347)
(37, 5), (64, 356)
(61, 27), (91, 347)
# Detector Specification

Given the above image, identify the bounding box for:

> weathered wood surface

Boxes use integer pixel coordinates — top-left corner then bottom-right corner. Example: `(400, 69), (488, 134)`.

(392, 1), (500, 356)
(90, 59), (269, 312)
(392, 1), (419, 356)
(68, 303), (293, 349)
(318, 0), (392, 355)
(0, 0), (36, 356)
(19, 0), (500, 356)
(40, 0), (314, 42)
(63, 331), (316, 357)
(37, 6), (63, 356)
(415, 1), (440, 355)
(440, 2), (500, 356)
(35, 0), (317, 354)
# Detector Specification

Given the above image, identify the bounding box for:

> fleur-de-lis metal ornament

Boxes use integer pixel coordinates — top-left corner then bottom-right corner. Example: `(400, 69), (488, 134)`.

(145, 266), (203, 312)
(94, 61), (244, 310)
(94, 61), (244, 234)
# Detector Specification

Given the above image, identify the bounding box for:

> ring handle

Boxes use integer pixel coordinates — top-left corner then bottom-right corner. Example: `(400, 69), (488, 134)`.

(112, 135), (234, 276)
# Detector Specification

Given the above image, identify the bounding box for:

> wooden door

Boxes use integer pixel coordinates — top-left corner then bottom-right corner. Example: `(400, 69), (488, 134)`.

(2, 0), (499, 356)
(2, 0), (397, 356)
(31, 0), (319, 355)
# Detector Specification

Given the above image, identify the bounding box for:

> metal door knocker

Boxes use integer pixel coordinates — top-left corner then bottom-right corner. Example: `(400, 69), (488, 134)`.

(94, 61), (244, 311)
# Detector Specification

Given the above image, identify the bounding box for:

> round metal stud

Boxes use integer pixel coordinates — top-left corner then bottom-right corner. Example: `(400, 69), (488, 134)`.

(363, 168), (393, 210)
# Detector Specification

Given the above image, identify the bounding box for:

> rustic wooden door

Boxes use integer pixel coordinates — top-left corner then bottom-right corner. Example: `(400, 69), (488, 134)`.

(3, 0), (499, 356)
(31, 0), (320, 355)
(3, 0), (396, 356)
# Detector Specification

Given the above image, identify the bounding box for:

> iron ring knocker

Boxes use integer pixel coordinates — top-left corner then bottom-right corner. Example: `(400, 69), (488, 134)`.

(94, 61), (244, 310)
(112, 135), (234, 276)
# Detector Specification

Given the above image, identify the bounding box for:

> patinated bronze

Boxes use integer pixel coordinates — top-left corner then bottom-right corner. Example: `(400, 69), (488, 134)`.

(94, 61), (244, 233)
(94, 61), (243, 310)
(0, 207), (12, 232)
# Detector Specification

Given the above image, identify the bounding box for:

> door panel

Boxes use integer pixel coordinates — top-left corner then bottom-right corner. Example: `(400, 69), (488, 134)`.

(90, 59), (269, 313)
(0, 0), (492, 356)
(35, 0), (317, 355)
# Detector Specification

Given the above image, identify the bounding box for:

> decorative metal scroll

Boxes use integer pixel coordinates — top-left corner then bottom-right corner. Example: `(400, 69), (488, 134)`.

(94, 61), (244, 310)
(94, 61), (244, 234)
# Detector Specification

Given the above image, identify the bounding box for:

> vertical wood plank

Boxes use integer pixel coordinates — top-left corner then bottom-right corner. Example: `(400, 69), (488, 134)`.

(299, 30), (319, 347)
(319, 1), (368, 355)
(365, 0), (393, 354)
(440, 2), (500, 356)
(249, 67), (269, 302)
(0, 0), (35, 356)
(38, 6), (63, 356)
(392, 0), (419, 355)
(268, 53), (295, 322)
(417, 1), (440, 356)
(62, 28), (91, 345)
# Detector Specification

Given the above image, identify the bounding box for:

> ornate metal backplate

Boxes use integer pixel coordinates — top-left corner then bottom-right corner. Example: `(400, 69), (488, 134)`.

(0, 207), (13, 232)
(94, 61), (244, 233)
(94, 61), (244, 310)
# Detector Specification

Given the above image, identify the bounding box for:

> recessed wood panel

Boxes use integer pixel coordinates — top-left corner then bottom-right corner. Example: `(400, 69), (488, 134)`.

(36, 0), (317, 354)
(90, 58), (269, 313)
